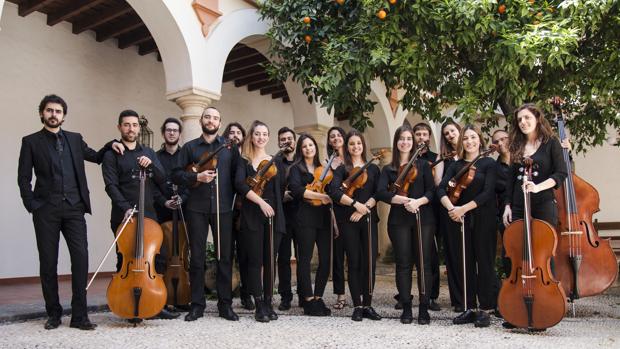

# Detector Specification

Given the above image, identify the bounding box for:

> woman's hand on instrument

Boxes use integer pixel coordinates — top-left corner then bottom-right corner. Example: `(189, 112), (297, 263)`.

(353, 202), (370, 215)
(522, 180), (541, 193)
(350, 211), (365, 222)
(164, 198), (179, 210)
(392, 195), (410, 205)
(404, 198), (421, 213)
(112, 142), (125, 155)
(320, 194), (332, 205)
(124, 208), (134, 222)
(197, 169), (216, 183)
(136, 156), (152, 168)
(448, 206), (466, 222)
(561, 138), (572, 151)
(259, 200), (275, 218)
(503, 205), (512, 227)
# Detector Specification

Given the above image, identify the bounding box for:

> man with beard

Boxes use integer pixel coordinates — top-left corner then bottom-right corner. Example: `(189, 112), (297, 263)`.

(18, 94), (121, 330)
(172, 107), (241, 321)
(275, 127), (297, 311)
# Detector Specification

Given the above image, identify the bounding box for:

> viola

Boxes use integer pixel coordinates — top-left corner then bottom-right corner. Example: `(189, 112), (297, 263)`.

(552, 100), (618, 300)
(306, 153), (337, 206)
(446, 145), (497, 204)
(340, 150), (385, 197)
(186, 139), (233, 187)
(389, 143), (427, 196)
(498, 158), (567, 330)
(160, 184), (191, 306)
(246, 144), (289, 197)
(107, 168), (167, 320)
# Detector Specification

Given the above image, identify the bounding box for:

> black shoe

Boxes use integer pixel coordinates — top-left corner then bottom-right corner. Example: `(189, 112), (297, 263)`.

(241, 296), (255, 311)
(173, 304), (191, 312)
(400, 304), (413, 324)
(351, 307), (364, 321)
(302, 299), (316, 315)
(184, 307), (204, 322)
(69, 318), (97, 330)
(154, 308), (181, 320)
(362, 306), (382, 320)
(492, 308), (503, 319)
(453, 305), (464, 313)
(254, 299), (270, 323)
(127, 318), (143, 325)
(44, 316), (61, 330)
(265, 300), (278, 321)
(298, 297), (305, 308)
(418, 304), (430, 325)
(474, 311), (490, 328)
(218, 304), (239, 321)
(393, 294), (403, 310)
(502, 321), (516, 329)
(279, 298), (291, 311)
(428, 299), (441, 311)
(316, 298), (332, 316)
(453, 309), (476, 325)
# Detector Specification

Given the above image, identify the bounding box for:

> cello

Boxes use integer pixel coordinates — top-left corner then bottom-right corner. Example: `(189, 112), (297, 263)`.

(160, 184), (191, 307)
(498, 159), (567, 330)
(552, 101), (618, 301)
(107, 168), (167, 321)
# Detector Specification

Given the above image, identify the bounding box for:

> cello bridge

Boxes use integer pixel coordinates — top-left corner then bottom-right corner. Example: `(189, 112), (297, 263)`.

(521, 275), (536, 279)
(131, 269), (144, 272)
(560, 231), (582, 236)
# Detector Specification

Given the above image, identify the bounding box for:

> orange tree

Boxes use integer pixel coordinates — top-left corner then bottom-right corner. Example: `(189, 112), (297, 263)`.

(260, 0), (620, 150)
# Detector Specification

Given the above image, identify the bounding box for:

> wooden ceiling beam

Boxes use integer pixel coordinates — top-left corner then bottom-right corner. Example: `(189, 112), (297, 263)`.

(47, 0), (106, 26)
(226, 46), (259, 63)
(118, 27), (152, 49)
(234, 73), (271, 87)
(138, 40), (158, 56)
(96, 17), (144, 42)
(282, 96), (290, 103)
(272, 91), (288, 99)
(223, 65), (264, 82)
(18, 0), (53, 17)
(248, 79), (280, 92)
(260, 85), (286, 96)
(224, 54), (268, 73)
(72, 4), (133, 34)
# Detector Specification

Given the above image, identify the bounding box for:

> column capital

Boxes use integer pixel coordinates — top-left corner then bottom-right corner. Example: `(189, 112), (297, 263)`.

(171, 91), (219, 144)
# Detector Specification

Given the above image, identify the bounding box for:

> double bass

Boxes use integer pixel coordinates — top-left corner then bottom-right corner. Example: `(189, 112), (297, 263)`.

(498, 159), (567, 330)
(552, 101), (618, 301)
(160, 184), (191, 307)
(107, 168), (167, 321)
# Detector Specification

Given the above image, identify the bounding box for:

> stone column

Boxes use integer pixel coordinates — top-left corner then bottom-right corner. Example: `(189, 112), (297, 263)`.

(371, 147), (393, 263)
(168, 89), (219, 144)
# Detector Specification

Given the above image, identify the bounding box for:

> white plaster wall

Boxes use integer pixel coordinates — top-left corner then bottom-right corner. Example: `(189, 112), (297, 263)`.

(0, 4), (179, 278)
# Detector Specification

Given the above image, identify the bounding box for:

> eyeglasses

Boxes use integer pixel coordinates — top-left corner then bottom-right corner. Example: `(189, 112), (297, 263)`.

(165, 128), (180, 134)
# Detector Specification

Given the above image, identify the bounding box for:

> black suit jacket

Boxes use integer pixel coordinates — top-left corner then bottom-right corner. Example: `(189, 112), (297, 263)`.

(18, 128), (110, 214)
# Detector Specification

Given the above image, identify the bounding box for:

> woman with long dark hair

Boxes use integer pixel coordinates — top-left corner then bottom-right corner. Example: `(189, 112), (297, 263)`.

(437, 124), (497, 328)
(235, 120), (286, 322)
(329, 130), (380, 321)
(377, 124), (435, 325)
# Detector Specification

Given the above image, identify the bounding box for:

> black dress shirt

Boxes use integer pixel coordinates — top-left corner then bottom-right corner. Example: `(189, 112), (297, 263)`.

(172, 135), (239, 214)
(288, 163), (331, 228)
(43, 129), (80, 206)
(437, 157), (497, 210)
(154, 146), (189, 222)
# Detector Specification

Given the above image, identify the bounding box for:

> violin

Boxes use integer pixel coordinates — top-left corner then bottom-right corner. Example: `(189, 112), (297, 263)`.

(446, 144), (497, 204)
(389, 143), (427, 196)
(430, 151), (456, 169)
(340, 150), (385, 197)
(107, 168), (167, 320)
(551, 99), (618, 300)
(246, 144), (290, 197)
(186, 139), (233, 187)
(160, 184), (191, 307)
(306, 153), (337, 206)
(498, 158), (567, 330)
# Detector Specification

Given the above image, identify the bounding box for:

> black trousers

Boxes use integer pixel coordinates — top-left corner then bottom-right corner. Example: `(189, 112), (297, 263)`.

(186, 210), (233, 308)
(277, 222), (297, 301)
(296, 225), (331, 299)
(512, 198), (558, 226)
(241, 217), (282, 300)
(32, 201), (89, 321)
(444, 210), (498, 310)
(388, 220), (434, 306)
(341, 217), (377, 307)
(429, 231), (441, 300)
(332, 226), (346, 295)
(440, 209), (459, 307)
(232, 215), (250, 299)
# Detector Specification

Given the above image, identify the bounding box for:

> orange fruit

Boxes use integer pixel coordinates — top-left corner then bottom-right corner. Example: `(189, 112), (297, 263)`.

(304, 35), (312, 43)
(377, 9), (387, 20)
(336, 0), (345, 5)
(498, 4), (506, 14)
(536, 12), (543, 18)
(303, 16), (311, 24)
(389, 0), (397, 4)
(528, 0), (535, 4)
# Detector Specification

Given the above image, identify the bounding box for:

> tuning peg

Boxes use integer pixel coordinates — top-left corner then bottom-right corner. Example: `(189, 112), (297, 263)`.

(517, 175), (522, 180)
(518, 167), (524, 172)
(533, 171), (539, 177)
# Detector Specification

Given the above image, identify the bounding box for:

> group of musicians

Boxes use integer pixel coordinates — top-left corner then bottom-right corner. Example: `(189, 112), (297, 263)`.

(18, 94), (573, 330)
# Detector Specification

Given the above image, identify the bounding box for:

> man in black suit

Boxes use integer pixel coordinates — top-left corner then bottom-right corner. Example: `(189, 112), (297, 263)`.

(17, 94), (118, 330)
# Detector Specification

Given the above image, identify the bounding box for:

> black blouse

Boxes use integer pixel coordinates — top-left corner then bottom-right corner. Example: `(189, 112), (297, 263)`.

(437, 156), (497, 210)
(376, 159), (435, 226)
(505, 137), (567, 209)
(328, 163), (380, 224)
(288, 163), (331, 228)
(235, 157), (286, 235)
